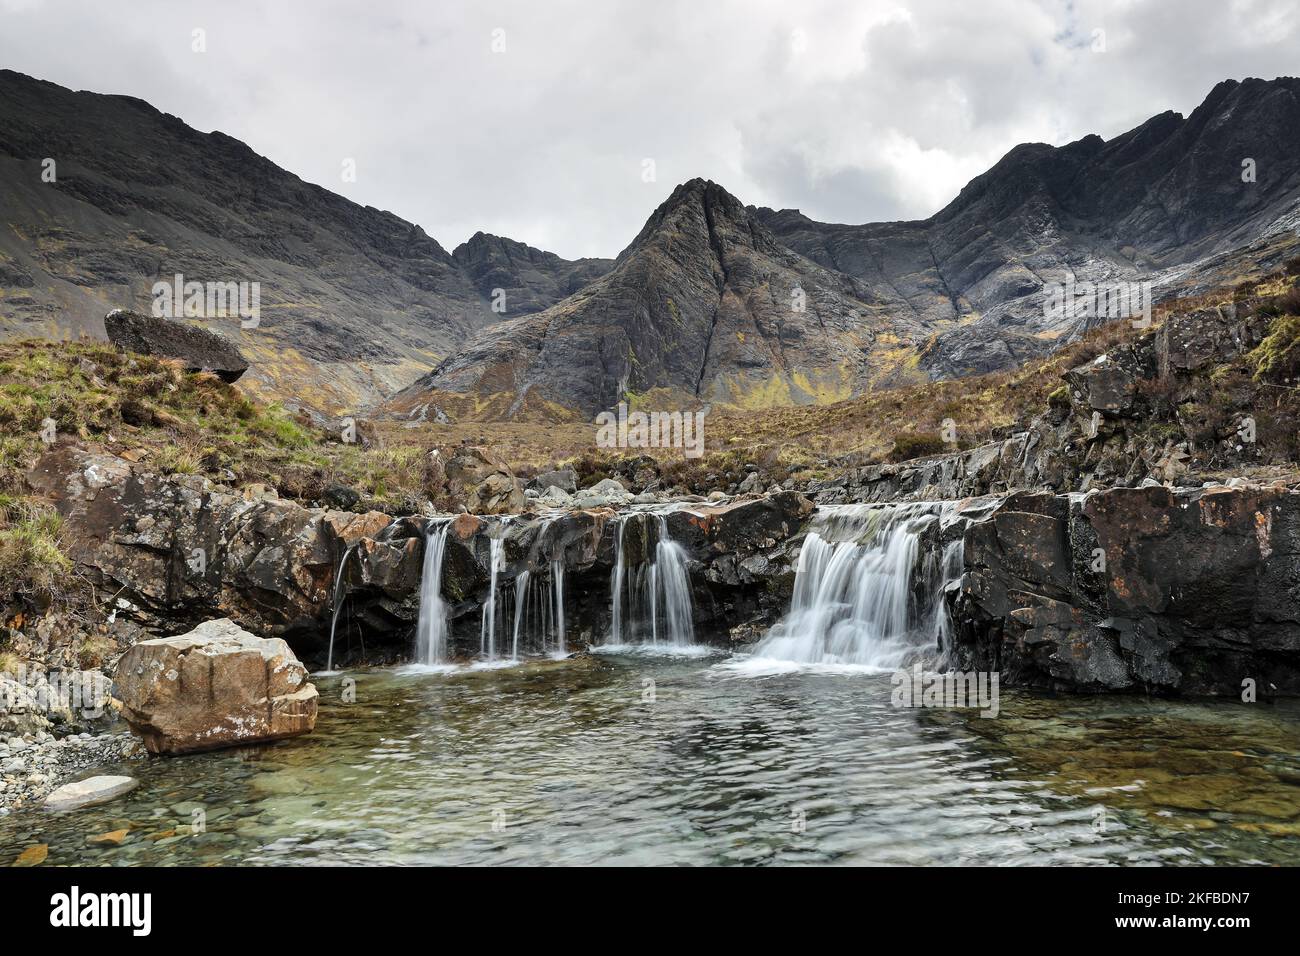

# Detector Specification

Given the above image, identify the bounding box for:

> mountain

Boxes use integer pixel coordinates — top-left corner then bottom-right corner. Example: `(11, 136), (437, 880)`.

(400, 77), (1300, 419)
(390, 178), (935, 420)
(3, 70), (1299, 421)
(451, 232), (613, 316)
(756, 76), (1300, 378)
(0, 70), (599, 411)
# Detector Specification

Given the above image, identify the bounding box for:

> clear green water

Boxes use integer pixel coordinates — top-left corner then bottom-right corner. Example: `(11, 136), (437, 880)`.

(3, 651), (1299, 866)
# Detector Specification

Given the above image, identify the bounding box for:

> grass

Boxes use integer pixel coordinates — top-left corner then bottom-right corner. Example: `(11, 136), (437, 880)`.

(1251, 312), (1300, 382)
(0, 495), (70, 602)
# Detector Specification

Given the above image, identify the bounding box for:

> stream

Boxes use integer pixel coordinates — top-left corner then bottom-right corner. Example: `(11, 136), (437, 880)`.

(3, 651), (1298, 866)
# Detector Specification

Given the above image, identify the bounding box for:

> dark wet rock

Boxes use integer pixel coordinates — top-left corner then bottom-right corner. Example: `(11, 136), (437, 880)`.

(945, 485), (1300, 695)
(103, 309), (249, 382)
(529, 467), (578, 494)
(26, 445), (393, 642)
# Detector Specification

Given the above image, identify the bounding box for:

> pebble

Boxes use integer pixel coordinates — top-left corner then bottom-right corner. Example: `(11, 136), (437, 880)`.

(88, 828), (130, 846)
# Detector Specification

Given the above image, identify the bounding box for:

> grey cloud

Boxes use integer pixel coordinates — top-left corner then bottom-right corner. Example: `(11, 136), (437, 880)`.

(0, 0), (1296, 255)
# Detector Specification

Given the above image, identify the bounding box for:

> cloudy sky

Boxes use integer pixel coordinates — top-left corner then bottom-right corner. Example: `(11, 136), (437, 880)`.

(2, 0), (1298, 258)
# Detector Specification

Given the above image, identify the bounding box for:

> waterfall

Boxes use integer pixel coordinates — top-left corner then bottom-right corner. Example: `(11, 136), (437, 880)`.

(753, 503), (960, 669)
(499, 561), (569, 659)
(510, 570), (531, 660)
(606, 512), (695, 646)
(480, 535), (505, 660)
(325, 543), (358, 672)
(414, 522), (451, 665)
(610, 519), (627, 644)
(551, 559), (567, 656)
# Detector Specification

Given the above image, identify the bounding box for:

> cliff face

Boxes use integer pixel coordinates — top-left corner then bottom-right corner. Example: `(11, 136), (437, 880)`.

(945, 485), (1300, 696)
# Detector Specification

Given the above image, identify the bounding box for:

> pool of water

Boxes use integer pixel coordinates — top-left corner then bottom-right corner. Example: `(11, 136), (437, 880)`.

(3, 651), (1299, 865)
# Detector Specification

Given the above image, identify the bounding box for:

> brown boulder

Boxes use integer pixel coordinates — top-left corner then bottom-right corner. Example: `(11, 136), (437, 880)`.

(114, 619), (318, 754)
(443, 446), (527, 514)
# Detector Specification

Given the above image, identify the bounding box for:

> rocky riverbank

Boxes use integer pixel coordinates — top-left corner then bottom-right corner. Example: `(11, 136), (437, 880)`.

(808, 297), (1300, 505)
(0, 730), (142, 816)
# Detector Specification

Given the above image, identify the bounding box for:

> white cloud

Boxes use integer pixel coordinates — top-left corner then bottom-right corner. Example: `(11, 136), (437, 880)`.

(0, 0), (1297, 257)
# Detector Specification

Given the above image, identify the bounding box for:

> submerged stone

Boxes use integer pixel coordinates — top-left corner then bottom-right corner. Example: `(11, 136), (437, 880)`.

(44, 775), (139, 812)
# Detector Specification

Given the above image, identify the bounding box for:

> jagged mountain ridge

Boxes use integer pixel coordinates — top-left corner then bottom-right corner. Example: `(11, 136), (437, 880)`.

(0, 69), (606, 411)
(451, 232), (613, 316)
(391, 178), (934, 420)
(755, 76), (1300, 379)
(404, 76), (1300, 419)
(3, 70), (1299, 419)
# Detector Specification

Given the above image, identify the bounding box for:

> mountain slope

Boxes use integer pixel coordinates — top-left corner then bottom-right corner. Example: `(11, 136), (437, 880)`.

(390, 179), (934, 420)
(4, 71), (1300, 422)
(0, 70), (599, 412)
(757, 76), (1300, 379)
(451, 232), (613, 315)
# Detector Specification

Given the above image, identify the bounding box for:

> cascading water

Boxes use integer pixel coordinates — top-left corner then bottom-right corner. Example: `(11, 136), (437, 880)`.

(753, 502), (961, 669)
(414, 521), (451, 666)
(510, 570), (531, 660)
(550, 559), (567, 656)
(609, 520), (627, 644)
(607, 511), (695, 646)
(325, 543), (358, 672)
(499, 561), (569, 659)
(480, 535), (505, 660)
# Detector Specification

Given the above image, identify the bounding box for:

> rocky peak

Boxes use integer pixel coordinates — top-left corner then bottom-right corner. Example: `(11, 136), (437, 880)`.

(396, 176), (911, 418)
(451, 231), (613, 316)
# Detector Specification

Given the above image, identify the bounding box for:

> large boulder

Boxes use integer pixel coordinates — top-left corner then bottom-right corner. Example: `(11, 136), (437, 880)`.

(104, 309), (249, 382)
(114, 619), (318, 754)
(0, 674), (52, 736)
(442, 446), (527, 514)
(528, 467), (578, 494)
